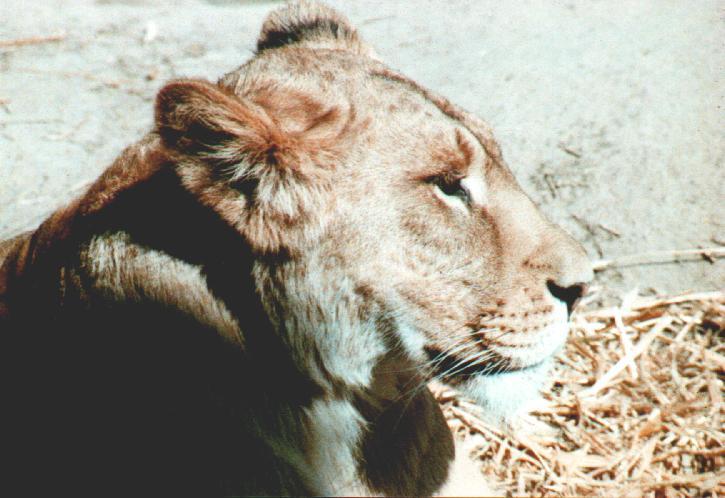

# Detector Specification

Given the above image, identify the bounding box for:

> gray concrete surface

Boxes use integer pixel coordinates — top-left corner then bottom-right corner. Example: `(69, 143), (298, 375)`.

(1, 0), (722, 298)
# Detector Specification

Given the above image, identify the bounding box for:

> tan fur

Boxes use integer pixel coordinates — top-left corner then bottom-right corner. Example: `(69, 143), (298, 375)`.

(0, 2), (592, 496)
(86, 232), (243, 347)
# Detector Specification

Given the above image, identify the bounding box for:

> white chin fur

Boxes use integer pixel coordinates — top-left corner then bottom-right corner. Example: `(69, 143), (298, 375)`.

(459, 358), (552, 425)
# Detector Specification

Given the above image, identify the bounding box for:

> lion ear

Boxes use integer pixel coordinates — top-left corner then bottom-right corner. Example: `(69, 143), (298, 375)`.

(155, 79), (273, 162)
(256, 0), (374, 56)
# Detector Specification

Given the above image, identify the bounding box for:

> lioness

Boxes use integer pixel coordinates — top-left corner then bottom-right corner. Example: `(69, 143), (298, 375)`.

(0, 1), (592, 496)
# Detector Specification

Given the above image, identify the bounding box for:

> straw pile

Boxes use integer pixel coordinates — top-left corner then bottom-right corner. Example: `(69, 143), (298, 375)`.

(435, 289), (724, 496)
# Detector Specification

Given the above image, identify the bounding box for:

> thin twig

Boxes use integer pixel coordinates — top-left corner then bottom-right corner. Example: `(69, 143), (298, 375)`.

(0, 118), (62, 126)
(639, 471), (723, 489)
(543, 174), (558, 198)
(629, 290), (723, 309)
(597, 223), (621, 237)
(559, 145), (582, 158)
(0, 32), (66, 49)
(578, 290), (723, 320)
(593, 247), (725, 271)
(360, 15), (395, 25)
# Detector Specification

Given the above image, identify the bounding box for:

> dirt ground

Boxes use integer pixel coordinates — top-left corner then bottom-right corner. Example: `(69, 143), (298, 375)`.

(0, 0), (722, 298)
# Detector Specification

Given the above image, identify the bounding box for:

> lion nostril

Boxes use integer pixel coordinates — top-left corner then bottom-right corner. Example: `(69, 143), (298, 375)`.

(546, 280), (587, 315)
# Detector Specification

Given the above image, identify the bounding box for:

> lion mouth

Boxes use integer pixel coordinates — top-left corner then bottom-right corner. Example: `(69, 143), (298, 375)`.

(423, 346), (545, 382)
(425, 304), (569, 382)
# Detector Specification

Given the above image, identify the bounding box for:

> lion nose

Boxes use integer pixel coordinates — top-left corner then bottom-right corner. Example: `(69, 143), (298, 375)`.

(539, 221), (594, 315)
(546, 280), (587, 315)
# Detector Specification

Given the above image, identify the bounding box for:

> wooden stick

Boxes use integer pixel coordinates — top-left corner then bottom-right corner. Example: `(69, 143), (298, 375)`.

(640, 471), (722, 489)
(0, 32), (66, 49)
(592, 247), (725, 271)
(652, 446), (725, 463)
(581, 290), (723, 320)
(631, 290), (723, 309)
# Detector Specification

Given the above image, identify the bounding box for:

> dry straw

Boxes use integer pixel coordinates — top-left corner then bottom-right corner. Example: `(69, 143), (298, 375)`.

(435, 289), (724, 496)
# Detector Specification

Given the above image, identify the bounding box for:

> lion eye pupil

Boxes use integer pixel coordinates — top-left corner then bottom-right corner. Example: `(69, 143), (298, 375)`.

(437, 177), (469, 203)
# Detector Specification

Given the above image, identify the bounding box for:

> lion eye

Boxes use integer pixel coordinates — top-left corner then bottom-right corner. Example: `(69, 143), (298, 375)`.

(434, 176), (470, 204)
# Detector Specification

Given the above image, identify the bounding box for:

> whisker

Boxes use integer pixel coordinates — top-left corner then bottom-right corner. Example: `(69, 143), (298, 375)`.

(435, 347), (499, 380)
(374, 304), (523, 409)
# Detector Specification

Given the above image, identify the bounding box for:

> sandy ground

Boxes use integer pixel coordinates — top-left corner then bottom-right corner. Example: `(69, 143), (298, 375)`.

(0, 0), (722, 298)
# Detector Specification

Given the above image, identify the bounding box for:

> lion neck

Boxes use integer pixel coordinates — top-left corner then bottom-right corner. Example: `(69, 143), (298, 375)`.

(255, 263), (455, 495)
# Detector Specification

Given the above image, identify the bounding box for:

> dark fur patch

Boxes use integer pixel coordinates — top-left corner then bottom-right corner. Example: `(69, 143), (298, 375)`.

(353, 353), (455, 496)
(256, 1), (362, 54)
(258, 18), (344, 52)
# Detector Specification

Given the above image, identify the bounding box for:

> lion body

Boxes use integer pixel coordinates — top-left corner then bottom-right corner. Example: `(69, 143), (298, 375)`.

(0, 2), (591, 496)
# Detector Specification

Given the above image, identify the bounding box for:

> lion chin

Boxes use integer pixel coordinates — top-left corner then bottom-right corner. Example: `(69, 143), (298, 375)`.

(0, 1), (593, 497)
(462, 359), (554, 423)
(460, 303), (570, 422)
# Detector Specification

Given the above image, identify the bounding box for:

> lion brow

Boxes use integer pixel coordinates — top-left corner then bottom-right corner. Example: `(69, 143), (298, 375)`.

(450, 129), (475, 172)
(370, 68), (498, 168)
(420, 129), (475, 180)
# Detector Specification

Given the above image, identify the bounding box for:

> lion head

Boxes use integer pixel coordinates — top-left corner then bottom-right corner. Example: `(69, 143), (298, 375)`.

(155, 1), (592, 418)
(0, 1), (592, 496)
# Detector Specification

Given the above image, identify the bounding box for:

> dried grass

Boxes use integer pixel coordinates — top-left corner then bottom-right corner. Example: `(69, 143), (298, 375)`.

(435, 289), (724, 496)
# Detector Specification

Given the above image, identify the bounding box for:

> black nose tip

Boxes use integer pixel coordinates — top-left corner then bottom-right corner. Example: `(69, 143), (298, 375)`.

(546, 280), (587, 315)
